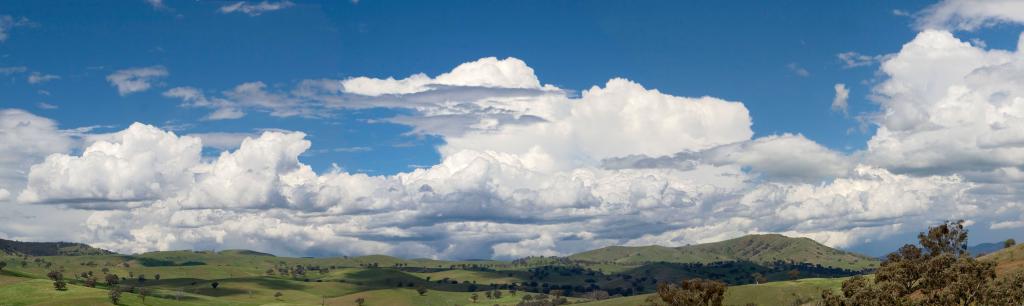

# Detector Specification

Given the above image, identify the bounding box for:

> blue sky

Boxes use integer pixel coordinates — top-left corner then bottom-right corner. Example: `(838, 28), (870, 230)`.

(2, 0), (967, 174)
(3, 0), (1024, 258)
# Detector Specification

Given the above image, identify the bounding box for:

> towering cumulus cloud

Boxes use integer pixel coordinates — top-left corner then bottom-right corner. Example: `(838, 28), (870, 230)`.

(9, 46), (1013, 258)
(19, 123), (201, 205)
(866, 30), (1024, 177)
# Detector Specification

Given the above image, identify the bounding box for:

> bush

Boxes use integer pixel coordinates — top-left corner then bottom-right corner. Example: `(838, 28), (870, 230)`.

(52, 280), (67, 291)
(109, 287), (122, 304)
(645, 278), (726, 306)
(820, 220), (1024, 305)
(105, 273), (120, 285)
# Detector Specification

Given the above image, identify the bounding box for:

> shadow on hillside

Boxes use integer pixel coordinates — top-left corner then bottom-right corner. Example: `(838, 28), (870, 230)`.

(337, 268), (484, 293)
(236, 277), (310, 290)
(140, 276), (309, 296)
(622, 261), (867, 286)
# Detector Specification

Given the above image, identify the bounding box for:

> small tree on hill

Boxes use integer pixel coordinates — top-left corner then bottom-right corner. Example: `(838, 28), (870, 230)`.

(47, 271), (67, 291)
(751, 272), (766, 284)
(138, 287), (147, 303)
(109, 286), (123, 305)
(919, 219), (968, 257)
(154, 273), (160, 280)
(820, 220), (1024, 305)
(1006, 238), (1017, 249)
(84, 277), (97, 288)
(0, 261), (6, 271)
(355, 297), (366, 306)
(46, 270), (62, 281)
(471, 293), (479, 303)
(211, 281), (220, 289)
(274, 291), (283, 300)
(645, 278), (726, 306)
(417, 287), (428, 296)
(105, 273), (120, 285)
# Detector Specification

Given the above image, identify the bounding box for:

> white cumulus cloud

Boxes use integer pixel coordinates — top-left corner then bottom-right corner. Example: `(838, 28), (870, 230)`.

(865, 30), (1024, 175)
(10, 48), (1023, 259)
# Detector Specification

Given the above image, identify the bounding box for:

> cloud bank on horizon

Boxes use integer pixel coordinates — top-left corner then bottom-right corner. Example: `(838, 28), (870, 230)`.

(1, 0), (1024, 259)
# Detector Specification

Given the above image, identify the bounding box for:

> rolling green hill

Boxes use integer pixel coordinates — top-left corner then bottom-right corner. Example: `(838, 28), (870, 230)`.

(569, 234), (878, 271)
(0, 238), (114, 256)
(0, 234), (878, 305)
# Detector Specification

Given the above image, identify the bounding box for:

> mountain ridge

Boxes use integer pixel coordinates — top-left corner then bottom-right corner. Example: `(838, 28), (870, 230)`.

(568, 234), (878, 271)
(1, 234), (879, 272)
(0, 238), (113, 256)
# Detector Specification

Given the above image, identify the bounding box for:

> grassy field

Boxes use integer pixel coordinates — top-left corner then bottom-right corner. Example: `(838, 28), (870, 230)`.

(325, 288), (578, 306)
(722, 277), (844, 306)
(0, 277), (236, 306)
(409, 269), (525, 285)
(1, 249), (853, 306)
(577, 277), (846, 306)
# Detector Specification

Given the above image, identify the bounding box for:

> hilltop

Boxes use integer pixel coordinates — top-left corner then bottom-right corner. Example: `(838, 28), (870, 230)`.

(0, 238), (114, 256)
(569, 234), (878, 271)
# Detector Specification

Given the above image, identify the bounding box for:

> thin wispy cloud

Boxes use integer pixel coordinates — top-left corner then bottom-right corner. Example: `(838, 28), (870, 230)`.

(787, 62), (810, 77)
(36, 102), (58, 109)
(220, 1), (295, 16)
(106, 66), (168, 96)
(27, 72), (60, 84)
(915, 0), (1024, 31)
(334, 146), (372, 152)
(0, 15), (34, 43)
(837, 52), (887, 69)
(144, 0), (167, 10)
(0, 66), (27, 75)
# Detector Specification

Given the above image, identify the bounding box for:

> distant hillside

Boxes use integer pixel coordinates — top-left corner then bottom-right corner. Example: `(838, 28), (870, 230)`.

(569, 234), (878, 271)
(218, 249), (275, 256)
(0, 238), (113, 256)
(968, 242), (1005, 257)
(980, 243), (1024, 276)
